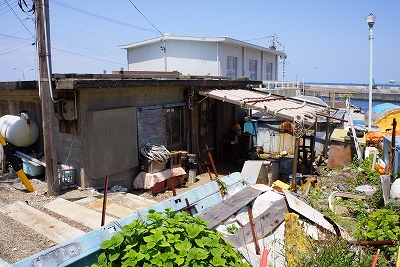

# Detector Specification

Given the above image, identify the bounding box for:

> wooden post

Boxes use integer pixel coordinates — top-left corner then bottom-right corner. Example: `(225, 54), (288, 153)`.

(390, 118), (397, 182)
(310, 117), (317, 175)
(324, 117), (329, 159)
(291, 137), (300, 190)
(36, 0), (59, 194)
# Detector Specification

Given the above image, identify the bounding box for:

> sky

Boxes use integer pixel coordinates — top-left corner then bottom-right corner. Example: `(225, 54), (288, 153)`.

(1, 0), (399, 84)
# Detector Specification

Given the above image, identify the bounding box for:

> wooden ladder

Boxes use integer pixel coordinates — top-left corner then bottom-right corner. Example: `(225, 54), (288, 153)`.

(345, 99), (363, 162)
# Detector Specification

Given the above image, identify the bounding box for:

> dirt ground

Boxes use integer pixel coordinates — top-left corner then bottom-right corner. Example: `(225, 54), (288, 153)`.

(0, 162), (241, 264)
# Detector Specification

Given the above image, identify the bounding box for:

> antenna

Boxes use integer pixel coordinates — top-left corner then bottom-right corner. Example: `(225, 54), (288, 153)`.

(269, 34), (287, 81)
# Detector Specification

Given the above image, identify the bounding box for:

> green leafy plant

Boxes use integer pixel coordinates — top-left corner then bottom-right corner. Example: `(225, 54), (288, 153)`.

(90, 209), (250, 267)
(226, 224), (239, 234)
(348, 156), (380, 186)
(298, 233), (391, 267)
(353, 208), (400, 255)
(218, 179), (228, 196)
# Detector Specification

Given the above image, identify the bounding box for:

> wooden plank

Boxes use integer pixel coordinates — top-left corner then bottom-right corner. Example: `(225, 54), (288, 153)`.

(44, 198), (117, 230)
(284, 190), (335, 232)
(225, 198), (287, 247)
(88, 199), (136, 219)
(199, 187), (263, 229)
(0, 201), (85, 244)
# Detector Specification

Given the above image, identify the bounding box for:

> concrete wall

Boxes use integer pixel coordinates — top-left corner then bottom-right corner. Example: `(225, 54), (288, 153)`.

(70, 86), (187, 188)
(126, 40), (280, 81)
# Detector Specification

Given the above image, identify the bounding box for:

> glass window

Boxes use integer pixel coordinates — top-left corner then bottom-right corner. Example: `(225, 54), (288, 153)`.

(266, 62), (273, 80)
(249, 60), (257, 80)
(165, 107), (182, 146)
(227, 56), (237, 80)
(200, 99), (214, 136)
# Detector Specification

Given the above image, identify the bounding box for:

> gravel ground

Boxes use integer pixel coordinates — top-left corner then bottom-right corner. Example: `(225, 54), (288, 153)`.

(0, 163), (240, 264)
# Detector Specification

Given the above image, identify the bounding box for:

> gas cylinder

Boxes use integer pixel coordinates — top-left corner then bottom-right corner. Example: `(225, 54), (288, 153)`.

(0, 113), (39, 147)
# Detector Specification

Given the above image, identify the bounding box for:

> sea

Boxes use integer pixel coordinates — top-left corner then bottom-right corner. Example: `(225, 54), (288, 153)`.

(306, 81), (400, 113)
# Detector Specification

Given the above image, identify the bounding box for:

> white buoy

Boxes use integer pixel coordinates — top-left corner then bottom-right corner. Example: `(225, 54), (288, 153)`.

(389, 178), (400, 200)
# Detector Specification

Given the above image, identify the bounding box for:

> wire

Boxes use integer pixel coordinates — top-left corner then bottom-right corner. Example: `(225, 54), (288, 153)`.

(52, 33), (126, 63)
(5, 0), (34, 37)
(127, 0), (163, 36)
(140, 143), (170, 164)
(0, 42), (35, 56)
(0, 33), (34, 40)
(51, 47), (126, 65)
(49, 0), (158, 33)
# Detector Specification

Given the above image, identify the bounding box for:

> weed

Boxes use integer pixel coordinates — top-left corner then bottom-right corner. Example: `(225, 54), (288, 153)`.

(353, 208), (400, 257)
(90, 209), (250, 267)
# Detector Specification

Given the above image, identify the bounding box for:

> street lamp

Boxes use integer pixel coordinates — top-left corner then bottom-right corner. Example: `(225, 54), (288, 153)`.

(12, 67), (34, 81)
(302, 66), (317, 95)
(365, 13), (376, 131)
(389, 80), (396, 88)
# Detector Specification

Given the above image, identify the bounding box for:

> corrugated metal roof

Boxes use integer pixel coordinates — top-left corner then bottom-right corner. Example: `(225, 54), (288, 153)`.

(199, 88), (333, 125)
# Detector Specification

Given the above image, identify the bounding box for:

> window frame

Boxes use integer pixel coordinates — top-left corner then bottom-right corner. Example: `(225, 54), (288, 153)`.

(227, 56), (237, 80)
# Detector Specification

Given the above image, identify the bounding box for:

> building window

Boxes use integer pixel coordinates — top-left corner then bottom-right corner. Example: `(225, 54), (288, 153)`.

(200, 99), (214, 136)
(266, 62), (273, 80)
(166, 107), (182, 146)
(227, 56), (237, 80)
(249, 60), (257, 80)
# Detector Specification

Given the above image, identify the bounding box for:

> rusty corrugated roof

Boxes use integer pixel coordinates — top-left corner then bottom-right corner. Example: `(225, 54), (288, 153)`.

(199, 88), (333, 125)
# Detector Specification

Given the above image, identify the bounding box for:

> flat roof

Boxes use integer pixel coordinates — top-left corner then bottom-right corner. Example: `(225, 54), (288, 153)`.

(119, 35), (285, 56)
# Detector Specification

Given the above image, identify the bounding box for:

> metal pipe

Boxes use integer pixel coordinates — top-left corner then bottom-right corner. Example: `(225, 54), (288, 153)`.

(101, 175), (109, 227)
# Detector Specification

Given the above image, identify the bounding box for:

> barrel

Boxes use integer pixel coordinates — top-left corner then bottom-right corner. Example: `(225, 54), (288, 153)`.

(0, 113), (39, 147)
(268, 159), (280, 182)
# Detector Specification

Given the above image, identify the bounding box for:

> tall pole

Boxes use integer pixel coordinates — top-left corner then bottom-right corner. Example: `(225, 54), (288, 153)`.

(365, 13), (376, 131)
(302, 66), (317, 95)
(36, 0), (59, 194)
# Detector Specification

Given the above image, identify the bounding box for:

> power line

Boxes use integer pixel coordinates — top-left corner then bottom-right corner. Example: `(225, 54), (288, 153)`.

(52, 47), (125, 65)
(49, 0), (158, 33)
(127, 0), (162, 36)
(0, 32), (34, 40)
(4, 0), (34, 37)
(52, 32), (125, 63)
(0, 42), (35, 56)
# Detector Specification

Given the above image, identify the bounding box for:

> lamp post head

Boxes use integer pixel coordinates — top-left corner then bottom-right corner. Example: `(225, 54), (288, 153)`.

(365, 13), (376, 28)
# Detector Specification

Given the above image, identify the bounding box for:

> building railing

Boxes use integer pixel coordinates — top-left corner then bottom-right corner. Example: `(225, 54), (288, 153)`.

(261, 80), (300, 89)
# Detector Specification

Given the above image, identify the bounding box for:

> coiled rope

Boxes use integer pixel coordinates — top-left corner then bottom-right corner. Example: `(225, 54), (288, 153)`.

(141, 143), (170, 164)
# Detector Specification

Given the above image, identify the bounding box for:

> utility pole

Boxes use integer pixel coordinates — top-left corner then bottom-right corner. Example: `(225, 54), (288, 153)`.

(36, 0), (59, 194)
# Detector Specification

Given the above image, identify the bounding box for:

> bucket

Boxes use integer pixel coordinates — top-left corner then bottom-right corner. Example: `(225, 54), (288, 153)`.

(188, 169), (196, 185)
(187, 154), (197, 169)
(289, 173), (302, 185)
(248, 152), (258, 160)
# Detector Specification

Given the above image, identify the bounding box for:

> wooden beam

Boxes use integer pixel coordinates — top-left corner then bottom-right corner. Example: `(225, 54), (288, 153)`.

(225, 198), (288, 247)
(199, 187), (263, 229)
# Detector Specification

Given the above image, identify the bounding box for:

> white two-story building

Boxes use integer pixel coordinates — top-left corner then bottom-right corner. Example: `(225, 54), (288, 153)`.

(119, 34), (285, 81)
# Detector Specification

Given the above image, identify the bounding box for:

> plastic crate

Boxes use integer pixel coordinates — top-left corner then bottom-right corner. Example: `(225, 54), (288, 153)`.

(58, 165), (75, 186)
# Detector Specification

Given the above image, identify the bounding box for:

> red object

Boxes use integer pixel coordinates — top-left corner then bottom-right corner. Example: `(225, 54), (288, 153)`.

(371, 249), (380, 267)
(260, 249), (268, 267)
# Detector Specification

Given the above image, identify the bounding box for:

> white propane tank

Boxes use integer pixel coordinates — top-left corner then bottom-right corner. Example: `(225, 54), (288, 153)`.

(0, 113), (39, 147)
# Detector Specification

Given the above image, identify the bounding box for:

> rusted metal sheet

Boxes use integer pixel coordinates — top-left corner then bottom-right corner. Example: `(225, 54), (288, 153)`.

(199, 89), (331, 126)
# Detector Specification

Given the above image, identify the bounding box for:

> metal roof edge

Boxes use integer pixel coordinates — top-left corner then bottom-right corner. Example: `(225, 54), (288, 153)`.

(119, 35), (285, 55)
